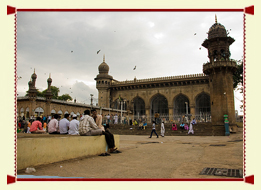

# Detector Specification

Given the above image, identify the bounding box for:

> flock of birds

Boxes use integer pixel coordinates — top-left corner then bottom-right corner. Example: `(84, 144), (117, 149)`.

(20, 27), (235, 99)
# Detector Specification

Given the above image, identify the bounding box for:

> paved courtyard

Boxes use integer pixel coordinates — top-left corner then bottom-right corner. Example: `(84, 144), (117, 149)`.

(17, 128), (243, 179)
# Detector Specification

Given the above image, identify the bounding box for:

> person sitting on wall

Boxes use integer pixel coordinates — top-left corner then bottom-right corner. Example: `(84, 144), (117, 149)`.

(143, 122), (147, 130)
(79, 109), (104, 136)
(184, 123), (189, 130)
(68, 114), (80, 135)
(172, 122), (177, 131)
(30, 117), (46, 134)
(180, 122), (185, 131)
(91, 109), (119, 153)
(48, 114), (60, 134)
(59, 113), (70, 134)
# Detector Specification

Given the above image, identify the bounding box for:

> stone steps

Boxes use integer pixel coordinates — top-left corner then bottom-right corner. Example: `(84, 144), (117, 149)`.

(109, 123), (226, 136)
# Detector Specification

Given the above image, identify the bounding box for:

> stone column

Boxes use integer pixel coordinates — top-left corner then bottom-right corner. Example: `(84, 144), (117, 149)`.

(145, 106), (151, 123)
(190, 104), (196, 120)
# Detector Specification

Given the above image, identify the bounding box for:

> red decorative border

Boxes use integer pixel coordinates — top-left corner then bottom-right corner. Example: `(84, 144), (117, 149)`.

(7, 5), (254, 185)
(14, 13), (18, 179)
(243, 13), (246, 178)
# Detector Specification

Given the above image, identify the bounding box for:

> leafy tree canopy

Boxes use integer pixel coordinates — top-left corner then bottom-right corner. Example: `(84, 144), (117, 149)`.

(58, 94), (73, 101)
(233, 60), (243, 89)
(26, 86), (72, 101)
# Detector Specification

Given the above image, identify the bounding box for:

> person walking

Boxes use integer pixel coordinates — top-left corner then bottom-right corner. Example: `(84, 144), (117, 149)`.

(188, 120), (194, 135)
(149, 121), (159, 138)
(161, 121), (165, 137)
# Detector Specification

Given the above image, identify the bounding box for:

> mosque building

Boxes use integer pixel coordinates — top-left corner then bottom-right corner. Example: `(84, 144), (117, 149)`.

(17, 17), (238, 129)
(95, 16), (238, 127)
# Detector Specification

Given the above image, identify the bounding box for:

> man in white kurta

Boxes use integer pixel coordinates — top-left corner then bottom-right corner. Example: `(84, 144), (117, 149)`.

(114, 114), (118, 124)
(68, 114), (80, 135)
(188, 121), (194, 134)
(161, 122), (165, 137)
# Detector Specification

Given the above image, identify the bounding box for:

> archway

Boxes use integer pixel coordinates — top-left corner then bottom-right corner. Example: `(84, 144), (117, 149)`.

(35, 107), (44, 116)
(195, 93), (211, 122)
(173, 94), (190, 122)
(133, 97), (145, 119)
(151, 94), (168, 122)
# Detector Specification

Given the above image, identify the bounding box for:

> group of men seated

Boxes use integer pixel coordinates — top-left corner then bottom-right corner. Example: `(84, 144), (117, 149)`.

(29, 109), (120, 154)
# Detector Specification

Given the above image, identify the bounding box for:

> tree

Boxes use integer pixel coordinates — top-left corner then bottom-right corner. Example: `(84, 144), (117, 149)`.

(233, 59), (244, 110)
(41, 86), (60, 99)
(233, 60), (243, 89)
(25, 86), (72, 101)
(58, 94), (73, 101)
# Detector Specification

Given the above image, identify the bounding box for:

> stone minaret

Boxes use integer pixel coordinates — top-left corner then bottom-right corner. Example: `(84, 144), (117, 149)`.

(202, 16), (237, 126)
(45, 73), (53, 100)
(28, 69), (38, 98)
(94, 55), (113, 107)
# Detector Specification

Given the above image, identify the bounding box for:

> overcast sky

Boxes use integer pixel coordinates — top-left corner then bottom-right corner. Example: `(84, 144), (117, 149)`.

(16, 11), (244, 113)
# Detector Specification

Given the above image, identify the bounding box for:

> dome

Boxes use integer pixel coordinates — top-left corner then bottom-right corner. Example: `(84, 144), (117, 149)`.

(28, 80), (32, 86)
(47, 77), (52, 83)
(31, 72), (37, 79)
(98, 62), (109, 74)
(208, 22), (227, 39)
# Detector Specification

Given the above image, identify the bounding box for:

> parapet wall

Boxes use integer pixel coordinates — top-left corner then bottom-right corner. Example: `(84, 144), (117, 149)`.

(17, 134), (120, 170)
(111, 73), (207, 85)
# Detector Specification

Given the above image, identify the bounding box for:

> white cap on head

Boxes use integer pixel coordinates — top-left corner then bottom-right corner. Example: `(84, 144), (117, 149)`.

(73, 114), (77, 118)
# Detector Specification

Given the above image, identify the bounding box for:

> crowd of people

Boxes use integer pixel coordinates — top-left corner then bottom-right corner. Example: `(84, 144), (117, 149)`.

(148, 118), (197, 138)
(18, 113), (197, 139)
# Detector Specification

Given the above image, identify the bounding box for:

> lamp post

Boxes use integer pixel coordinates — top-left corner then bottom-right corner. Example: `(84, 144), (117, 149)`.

(185, 102), (188, 122)
(90, 94), (93, 109)
(120, 101), (123, 124)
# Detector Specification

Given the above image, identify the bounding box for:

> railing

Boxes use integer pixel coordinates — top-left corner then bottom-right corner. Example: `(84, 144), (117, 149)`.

(101, 114), (211, 125)
(111, 73), (207, 85)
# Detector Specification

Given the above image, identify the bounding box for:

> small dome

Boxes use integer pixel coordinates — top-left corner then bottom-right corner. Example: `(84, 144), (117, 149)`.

(208, 22), (227, 39)
(47, 77), (52, 83)
(31, 73), (37, 79)
(98, 62), (109, 74)
(28, 80), (32, 86)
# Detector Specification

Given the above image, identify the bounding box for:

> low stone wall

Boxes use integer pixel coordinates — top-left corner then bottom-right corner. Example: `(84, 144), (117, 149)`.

(17, 133), (120, 170)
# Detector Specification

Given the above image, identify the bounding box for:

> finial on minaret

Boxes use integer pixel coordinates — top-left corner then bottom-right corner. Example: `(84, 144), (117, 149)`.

(49, 73), (51, 78)
(215, 14), (217, 23)
(34, 68), (35, 74)
(103, 54), (105, 62)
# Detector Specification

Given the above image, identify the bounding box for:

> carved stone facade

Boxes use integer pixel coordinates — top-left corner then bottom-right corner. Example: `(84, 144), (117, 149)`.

(95, 17), (237, 126)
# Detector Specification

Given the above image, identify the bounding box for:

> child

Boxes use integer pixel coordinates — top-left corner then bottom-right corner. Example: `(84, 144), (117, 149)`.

(161, 121), (165, 137)
(149, 121), (159, 138)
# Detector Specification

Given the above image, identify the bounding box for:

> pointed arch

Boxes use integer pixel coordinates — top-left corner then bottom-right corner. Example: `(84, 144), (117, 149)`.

(173, 93), (190, 115)
(195, 92), (211, 115)
(112, 98), (127, 110)
(150, 93), (168, 116)
(132, 96), (145, 116)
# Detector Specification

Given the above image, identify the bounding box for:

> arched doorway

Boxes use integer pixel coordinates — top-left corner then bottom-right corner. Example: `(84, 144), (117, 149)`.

(133, 97), (145, 120)
(195, 93), (211, 122)
(151, 94), (168, 123)
(173, 94), (190, 122)
(35, 107), (44, 116)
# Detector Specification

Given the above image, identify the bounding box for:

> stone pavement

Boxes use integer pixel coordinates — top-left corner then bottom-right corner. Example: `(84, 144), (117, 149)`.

(17, 128), (243, 179)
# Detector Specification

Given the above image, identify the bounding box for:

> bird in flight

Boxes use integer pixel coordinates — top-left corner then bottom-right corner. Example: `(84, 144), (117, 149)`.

(133, 66), (136, 70)
(97, 50), (101, 54)
(199, 47), (201, 50)
(71, 51), (73, 53)
(194, 33), (196, 35)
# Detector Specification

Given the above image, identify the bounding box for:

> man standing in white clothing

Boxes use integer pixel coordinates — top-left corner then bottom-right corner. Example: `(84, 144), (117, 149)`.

(68, 114), (79, 135)
(59, 113), (70, 134)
